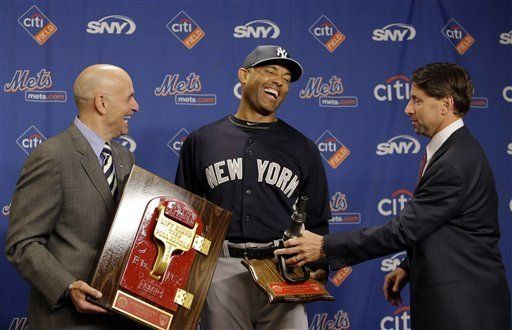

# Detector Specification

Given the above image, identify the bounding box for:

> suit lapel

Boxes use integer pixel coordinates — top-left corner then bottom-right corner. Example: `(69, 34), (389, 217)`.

(110, 143), (130, 195)
(67, 124), (115, 214)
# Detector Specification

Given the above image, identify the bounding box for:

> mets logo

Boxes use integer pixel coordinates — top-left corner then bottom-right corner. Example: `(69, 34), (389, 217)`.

(18, 5), (57, 45)
(441, 18), (475, 55)
(167, 128), (190, 157)
(309, 15), (346, 53)
(315, 130), (350, 169)
(166, 11), (205, 49)
(329, 192), (361, 224)
(2, 202), (11, 216)
(16, 125), (47, 155)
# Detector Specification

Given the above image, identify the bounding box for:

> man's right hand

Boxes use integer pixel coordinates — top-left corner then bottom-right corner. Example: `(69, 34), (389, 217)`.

(383, 267), (408, 306)
(69, 280), (108, 314)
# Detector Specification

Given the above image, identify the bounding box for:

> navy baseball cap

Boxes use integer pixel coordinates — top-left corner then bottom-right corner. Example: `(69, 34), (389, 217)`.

(242, 45), (303, 82)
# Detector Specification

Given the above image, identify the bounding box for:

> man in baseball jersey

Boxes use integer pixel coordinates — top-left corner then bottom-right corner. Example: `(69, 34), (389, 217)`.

(175, 45), (331, 329)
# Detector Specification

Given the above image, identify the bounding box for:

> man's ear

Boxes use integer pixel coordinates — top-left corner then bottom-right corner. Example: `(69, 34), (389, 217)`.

(94, 94), (107, 115)
(441, 95), (454, 115)
(238, 68), (249, 85)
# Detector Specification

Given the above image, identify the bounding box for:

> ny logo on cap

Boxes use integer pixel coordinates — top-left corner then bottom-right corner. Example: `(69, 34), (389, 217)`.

(276, 47), (288, 58)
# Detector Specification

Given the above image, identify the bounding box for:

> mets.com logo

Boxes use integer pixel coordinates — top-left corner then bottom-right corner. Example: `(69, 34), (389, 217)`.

(167, 128), (190, 156)
(16, 125), (46, 155)
(329, 192), (361, 224)
(299, 76), (358, 108)
(18, 5), (57, 45)
(154, 73), (216, 106)
(309, 310), (350, 330)
(374, 75), (411, 102)
(378, 189), (413, 216)
(380, 306), (411, 330)
(3, 69), (67, 103)
(315, 130), (350, 169)
(167, 11), (205, 49)
(441, 18), (475, 55)
(309, 15), (346, 53)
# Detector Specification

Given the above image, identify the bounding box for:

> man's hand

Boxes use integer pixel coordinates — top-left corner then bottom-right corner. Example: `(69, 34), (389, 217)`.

(274, 230), (324, 267)
(383, 267), (408, 306)
(69, 280), (108, 314)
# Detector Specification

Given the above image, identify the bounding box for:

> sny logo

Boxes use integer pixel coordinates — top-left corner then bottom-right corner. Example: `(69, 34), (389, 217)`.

(374, 75), (411, 102)
(503, 85), (512, 103)
(507, 142), (512, 156)
(309, 15), (346, 53)
(372, 23), (416, 42)
(114, 135), (137, 152)
(499, 30), (512, 45)
(315, 130), (350, 169)
(309, 310), (350, 330)
(378, 189), (412, 216)
(441, 18), (475, 55)
(167, 11), (205, 49)
(380, 306), (411, 330)
(18, 5), (57, 45)
(380, 251), (407, 272)
(87, 15), (136, 34)
(16, 126), (46, 155)
(376, 135), (420, 155)
(233, 20), (280, 39)
(329, 192), (361, 224)
(167, 128), (190, 157)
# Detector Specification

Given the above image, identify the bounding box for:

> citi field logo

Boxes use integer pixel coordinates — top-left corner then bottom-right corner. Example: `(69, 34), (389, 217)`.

(499, 30), (512, 45)
(166, 11), (205, 49)
(114, 135), (137, 152)
(309, 15), (346, 53)
(167, 128), (189, 157)
(372, 23), (416, 42)
(380, 306), (411, 330)
(9, 317), (28, 330)
(315, 130), (350, 169)
(18, 5), (57, 45)
(374, 75), (411, 102)
(233, 20), (280, 39)
(441, 18), (475, 55)
(16, 126), (46, 155)
(2, 202), (11, 216)
(329, 267), (352, 287)
(310, 310), (350, 330)
(86, 15), (136, 34)
(329, 192), (361, 224)
(154, 73), (216, 105)
(380, 251), (407, 272)
(299, 76), (358, 108)
(378, 189), (412, 216)
(503, 86), (512, 103)
(376, 135), (420, 156)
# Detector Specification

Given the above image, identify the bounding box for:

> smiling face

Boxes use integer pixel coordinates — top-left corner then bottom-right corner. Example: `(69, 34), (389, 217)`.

(239, 64), (291, 119)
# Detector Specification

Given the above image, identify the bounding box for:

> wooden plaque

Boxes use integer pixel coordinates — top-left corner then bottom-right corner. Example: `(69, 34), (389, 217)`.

(88, 165), (231, 329)
(242, 258), (334, 303)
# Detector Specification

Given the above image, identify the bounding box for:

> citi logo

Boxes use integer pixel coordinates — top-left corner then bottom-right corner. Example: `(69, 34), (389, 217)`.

(372, 23), (416, 42)
(16, 126), (46, 155)
(233, 20), (280, 39)
(86, 15), (136, 34)
(310, 310), (350, 330)
(378, 189), (412, 216)
(2, 202), (11, 216)
(114, 135), (137, 152)
(376, 135), (420, 155)
(167, 128), (189, 157)
(380, 251), (407, 272)
(503, 86), (512, 103)
(499, 30), (512, 45)
(374, 75), (411, 102)
(315, 130), (350, 169)
(380, 306), (411, 330)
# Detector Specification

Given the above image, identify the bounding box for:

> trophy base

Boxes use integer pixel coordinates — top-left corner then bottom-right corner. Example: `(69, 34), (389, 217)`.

(241, 258), (334, 303)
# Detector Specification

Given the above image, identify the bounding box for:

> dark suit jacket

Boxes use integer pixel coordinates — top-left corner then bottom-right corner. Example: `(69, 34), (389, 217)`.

(5, 124), (138, 329)
(324, 126), (510, 330)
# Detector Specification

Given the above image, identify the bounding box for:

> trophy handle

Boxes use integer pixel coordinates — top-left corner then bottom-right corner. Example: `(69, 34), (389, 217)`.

(277, 254), (310, 283)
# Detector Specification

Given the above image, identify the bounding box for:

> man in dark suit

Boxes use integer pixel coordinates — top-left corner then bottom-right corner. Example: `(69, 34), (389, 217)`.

(6, 64), (140, 329)
(275, 63), (511, 329)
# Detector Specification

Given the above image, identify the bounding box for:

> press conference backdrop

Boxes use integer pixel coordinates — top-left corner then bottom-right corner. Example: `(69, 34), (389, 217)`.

(1, 0), (511, 329)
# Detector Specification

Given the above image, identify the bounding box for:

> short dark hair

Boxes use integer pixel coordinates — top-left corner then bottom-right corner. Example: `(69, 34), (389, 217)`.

(412, 63), (473, 117)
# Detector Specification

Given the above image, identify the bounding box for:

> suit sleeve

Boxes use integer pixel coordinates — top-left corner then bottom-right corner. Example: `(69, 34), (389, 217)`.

(325, 161), (464, 270)
(175, 131), (202, 195)
(5, 145), (76, 308)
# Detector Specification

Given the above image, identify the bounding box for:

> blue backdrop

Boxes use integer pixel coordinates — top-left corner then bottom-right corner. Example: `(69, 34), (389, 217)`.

(1, 1), (511, 329)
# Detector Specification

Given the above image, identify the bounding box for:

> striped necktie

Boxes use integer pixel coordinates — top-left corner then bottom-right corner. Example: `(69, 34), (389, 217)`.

(101, 143), (118, 197)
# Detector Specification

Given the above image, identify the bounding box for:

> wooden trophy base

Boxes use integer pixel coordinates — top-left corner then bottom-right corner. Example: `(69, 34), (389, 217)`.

(242, 258), (334, 303)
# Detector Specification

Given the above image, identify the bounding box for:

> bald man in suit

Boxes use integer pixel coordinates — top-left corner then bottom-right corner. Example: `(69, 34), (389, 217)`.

(6, 64), (140, 329)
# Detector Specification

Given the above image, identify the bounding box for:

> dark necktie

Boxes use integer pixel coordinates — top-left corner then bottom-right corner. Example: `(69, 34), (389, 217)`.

(101, 143), (118, 197)
(417, 153), (427, 182)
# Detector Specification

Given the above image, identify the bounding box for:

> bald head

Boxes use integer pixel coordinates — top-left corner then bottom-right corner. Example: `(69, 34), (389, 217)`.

(73, 64), (131, 112)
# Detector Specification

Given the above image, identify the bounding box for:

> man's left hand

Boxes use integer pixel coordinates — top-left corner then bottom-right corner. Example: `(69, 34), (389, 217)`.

(274, 230), (324, 267)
